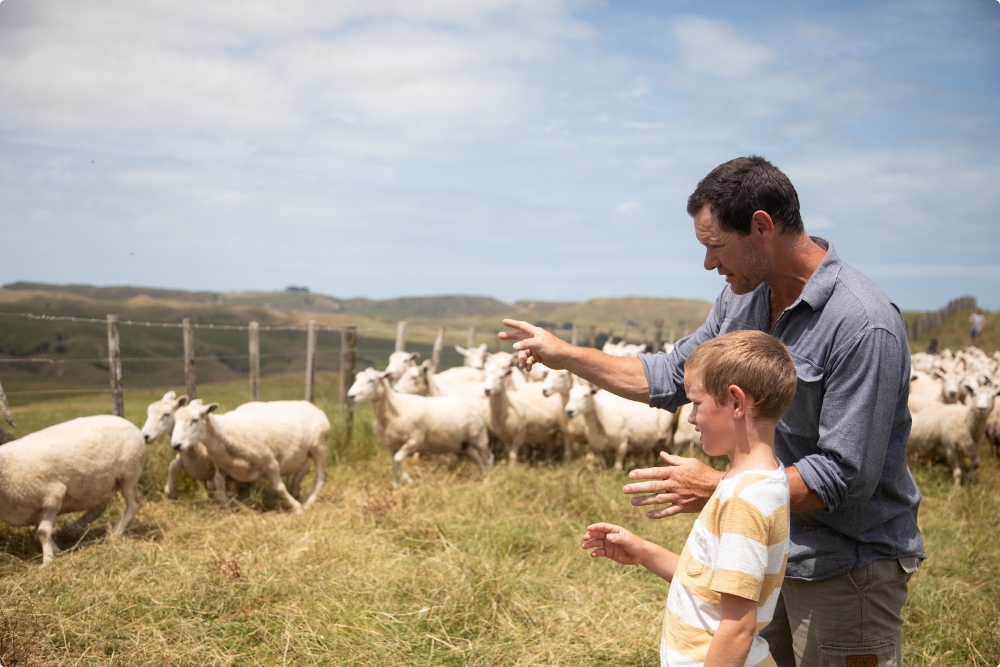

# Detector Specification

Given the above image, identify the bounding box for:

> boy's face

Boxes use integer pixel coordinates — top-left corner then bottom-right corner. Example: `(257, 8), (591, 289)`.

(684, 369), (738, 458)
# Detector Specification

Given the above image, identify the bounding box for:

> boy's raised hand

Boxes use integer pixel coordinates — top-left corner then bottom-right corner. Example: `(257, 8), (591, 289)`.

(582, 523), (646, 565)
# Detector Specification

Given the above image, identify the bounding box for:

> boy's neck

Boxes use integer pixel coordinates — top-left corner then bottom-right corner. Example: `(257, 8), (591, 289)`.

(726, 419), (779, 475)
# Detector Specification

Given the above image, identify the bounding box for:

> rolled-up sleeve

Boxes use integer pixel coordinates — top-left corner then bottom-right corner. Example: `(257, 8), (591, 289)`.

(794, 327), (905, 512)
(639, 291), (727, 412)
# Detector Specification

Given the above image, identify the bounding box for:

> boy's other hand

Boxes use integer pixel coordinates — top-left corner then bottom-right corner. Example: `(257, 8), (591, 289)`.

(498, 319), (568, 371)
(582, 523), (646, 565)
(624, 452), (724, 519)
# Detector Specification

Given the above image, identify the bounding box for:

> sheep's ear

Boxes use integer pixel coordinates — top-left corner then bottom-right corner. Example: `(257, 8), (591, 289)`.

(637, 344), (647, 353)
(205, 402), (220, 413)
(420, 359), (432, 369)
(455, 345), (467, 355)
(163, 391), (176, 400)
(478, 343), (488, 352)
(378, 370), (394, 380)
(502, 367), (513, 377)
(408, 352), (420, 361)
(175, 395), (189, 408)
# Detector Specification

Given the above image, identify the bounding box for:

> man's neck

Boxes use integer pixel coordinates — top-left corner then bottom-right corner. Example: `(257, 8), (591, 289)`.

(766, 233), (827, 326)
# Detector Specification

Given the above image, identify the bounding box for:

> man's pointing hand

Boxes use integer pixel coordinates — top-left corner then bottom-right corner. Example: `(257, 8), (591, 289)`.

(498, 319), (570, 371)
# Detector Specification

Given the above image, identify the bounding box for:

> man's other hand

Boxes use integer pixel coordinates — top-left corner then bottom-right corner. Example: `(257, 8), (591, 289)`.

(498, 319), (569, 371)
(624, 452), (724, 518)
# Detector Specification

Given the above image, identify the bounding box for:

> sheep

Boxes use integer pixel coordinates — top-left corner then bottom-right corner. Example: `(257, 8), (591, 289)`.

(394, 361), (486, 398)
(907, 382), (998, 486)
(602, 340), (647, 357)
(540, 369), (588, 460)
(141, 392), (220, 499)
(0, 415), (145, 565)
(672, 403), (699, 456)
(564, 384), (674, 470)
(485, 351), (529, 388)
(384, 351), (420, 381)
(346, 367), (493, 487)
(985, 405), (1000, 459)
(908, 371), (947, 414)
(455, 343), (489, 369)
(171, 400), (329, 513)
(483, 361), (567, 462)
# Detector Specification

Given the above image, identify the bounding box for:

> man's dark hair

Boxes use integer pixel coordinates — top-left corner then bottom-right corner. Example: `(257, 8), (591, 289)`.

(687, 156), (804, 236)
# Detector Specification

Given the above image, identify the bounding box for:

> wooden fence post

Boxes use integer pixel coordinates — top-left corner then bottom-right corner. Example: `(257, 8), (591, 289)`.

(589, 326), (597, 348)
(467, 327), (476, 349)
(571, 324), (579, 346)
(495, 330), (502, 352)
(183, 317), (196, 400)
(248, 321), (260, 401)
(654, 318), (664, 353)
(304, 320), (317, 402)
(340, 326), (357, 437)
(640, 326), (647, 346)
(0, 376), (15, 427)
(432, 327), (445, 372)
(107, 314), (124, 417)
(395, 321), (406, 352)
(669, 327), (676, 345)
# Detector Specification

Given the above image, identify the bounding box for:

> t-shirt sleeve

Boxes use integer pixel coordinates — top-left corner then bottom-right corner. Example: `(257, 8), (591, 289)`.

(709, 494), (771, 602)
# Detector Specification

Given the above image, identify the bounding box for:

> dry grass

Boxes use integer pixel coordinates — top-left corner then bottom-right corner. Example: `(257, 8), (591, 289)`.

(0, 375), (998, 665)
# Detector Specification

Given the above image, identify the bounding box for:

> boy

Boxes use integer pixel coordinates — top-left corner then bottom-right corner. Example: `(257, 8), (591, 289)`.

(582, 330), (797, 667)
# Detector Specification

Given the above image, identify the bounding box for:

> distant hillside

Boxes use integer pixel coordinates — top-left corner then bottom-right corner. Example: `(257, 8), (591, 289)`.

(904, 307), (997, 355)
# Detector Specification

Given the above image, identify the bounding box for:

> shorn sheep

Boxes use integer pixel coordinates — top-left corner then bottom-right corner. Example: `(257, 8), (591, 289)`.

(142, 392), (219, 498)
(540, 369), (588, 460)
(483, 362), (566, 462)
(907, 382), (998, 486)
(0, 415), (146, 565)
(564, 383), (674, 470)
(171, 400), (329, 513)
(347, 367), (493, 487)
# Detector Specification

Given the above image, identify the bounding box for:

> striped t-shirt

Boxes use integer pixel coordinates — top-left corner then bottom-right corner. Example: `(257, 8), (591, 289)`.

(661, 467), (790, 667)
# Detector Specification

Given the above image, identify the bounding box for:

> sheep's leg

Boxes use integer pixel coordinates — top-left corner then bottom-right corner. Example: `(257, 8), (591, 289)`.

(286, 466), (307, 500)
(67, 503), (107, 533)
(264, 462), (304, 514)
(465, 431), (494, 484)
(392, 440), (420, 486)
(562, 434), (573, 462)
(212, 468), (230, 507)
(301, 446), (328, 510)
(613, 439), (629, 471)
(507, 436), (524, 463)
(111, 478), (142, 536)
(37, 507), (61, 566)
(164, 454), (184, 499)
(946, 449), (963, 487)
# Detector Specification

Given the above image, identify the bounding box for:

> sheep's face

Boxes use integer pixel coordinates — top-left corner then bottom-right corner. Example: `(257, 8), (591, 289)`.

(972, 385), (997, 416)
(484, 351), (514, 374)
(542, 370), (571, 398)
(171, 402), (218, 452)
(527, 362), (549, 381)
(941, 374), (962, 403)
(565, 384), (596, 419)
(384, 351), (420, 381)
(482, 366), (512, 397)
(394, 363), (430, 396)
(141, 391), (188, 444)
(347, 368), (387, 404)
(455, 344), (488, 370)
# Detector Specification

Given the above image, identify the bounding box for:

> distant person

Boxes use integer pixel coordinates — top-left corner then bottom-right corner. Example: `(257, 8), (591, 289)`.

(970, 308), (985, 343)
(583, 331), (796, 667)
(927, 338), (938, 354)
(501, 156), (925, 667)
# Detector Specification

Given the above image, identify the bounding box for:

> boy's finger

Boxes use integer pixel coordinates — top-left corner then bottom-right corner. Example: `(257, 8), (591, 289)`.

(582, 538), (605, 550)
(586, 522), (618, 532)
(589, 548), (607, 558)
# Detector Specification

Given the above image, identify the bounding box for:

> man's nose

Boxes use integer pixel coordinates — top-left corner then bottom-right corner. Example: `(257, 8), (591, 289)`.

(703, 249), (719, 271)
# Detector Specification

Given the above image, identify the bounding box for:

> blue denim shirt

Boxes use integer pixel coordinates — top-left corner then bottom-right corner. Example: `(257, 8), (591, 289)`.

(640, 239), (925, 581)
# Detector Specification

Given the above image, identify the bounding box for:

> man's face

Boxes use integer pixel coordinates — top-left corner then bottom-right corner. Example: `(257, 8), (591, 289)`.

(693, 205), (772, 295)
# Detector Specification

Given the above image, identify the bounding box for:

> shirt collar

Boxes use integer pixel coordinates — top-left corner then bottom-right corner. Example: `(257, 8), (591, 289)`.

(797, 237), (840, 311)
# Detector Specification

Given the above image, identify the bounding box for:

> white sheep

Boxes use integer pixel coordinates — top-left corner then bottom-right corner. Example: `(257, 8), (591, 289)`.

(672, 403), (699, 456)
(171, 400), (329, 513)
(346, 367), (493, 487)
(907, 382), (998, 486)
(602, 340), (647, 357)
(483, 362), (568, 462)
(384, 351), (421, 381)
(540, 369), (588, 460)
(564, 384), (674, 470)
(0, 415), (146, 565)
(394, 361), (486, 398)
(455, 343), (489, 369)
(485, 351), (529, 388)
(142, 392), (219, 498)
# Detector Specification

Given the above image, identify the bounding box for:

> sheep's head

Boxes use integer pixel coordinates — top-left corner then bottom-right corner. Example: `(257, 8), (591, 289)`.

(941, 372), (962, 403)
(971, 383), (998, 417)
(347, 367), (390, 404)
(542, 369), (572, 398)
(384, 351), (420, 381)
(141, 391), (189, 444)
(482, 364), (513, 397)
(455, 343), (488, 370)
(171, 401), (218, 452)
(394, 361), (431, 396)
(565, 384), (597, 419)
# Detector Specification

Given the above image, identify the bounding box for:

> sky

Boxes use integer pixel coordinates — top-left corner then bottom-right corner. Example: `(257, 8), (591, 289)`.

(1, 0), (998, 309)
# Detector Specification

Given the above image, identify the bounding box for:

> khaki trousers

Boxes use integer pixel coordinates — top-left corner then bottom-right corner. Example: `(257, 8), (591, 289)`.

(760, 558), (918, 667)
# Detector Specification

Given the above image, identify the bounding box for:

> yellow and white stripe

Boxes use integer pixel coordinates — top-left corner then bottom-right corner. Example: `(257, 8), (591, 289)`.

(661, 468), (790, 667)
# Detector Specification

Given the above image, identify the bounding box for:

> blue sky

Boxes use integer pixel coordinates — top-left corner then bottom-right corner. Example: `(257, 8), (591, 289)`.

(1, 0), (998, 309)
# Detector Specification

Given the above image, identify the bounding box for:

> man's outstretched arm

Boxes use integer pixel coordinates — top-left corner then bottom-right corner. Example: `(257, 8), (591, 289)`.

(498, 319), (650, 402)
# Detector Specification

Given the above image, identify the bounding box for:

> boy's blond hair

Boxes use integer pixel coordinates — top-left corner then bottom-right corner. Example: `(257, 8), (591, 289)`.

(685, 330), (797, 420)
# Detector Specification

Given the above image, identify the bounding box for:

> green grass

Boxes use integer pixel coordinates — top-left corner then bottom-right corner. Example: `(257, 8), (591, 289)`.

(0, 376), (998, 665)
(905, 307), (999, 356)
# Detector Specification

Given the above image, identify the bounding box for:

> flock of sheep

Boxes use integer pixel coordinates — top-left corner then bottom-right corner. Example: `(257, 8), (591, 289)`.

(1, 336), (997, 566)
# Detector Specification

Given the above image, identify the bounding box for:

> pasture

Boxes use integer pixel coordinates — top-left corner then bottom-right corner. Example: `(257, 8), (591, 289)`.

(0, 373), (998, 666)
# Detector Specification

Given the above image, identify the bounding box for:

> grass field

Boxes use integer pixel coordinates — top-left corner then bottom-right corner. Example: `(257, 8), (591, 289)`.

(1, 374), (998, 666)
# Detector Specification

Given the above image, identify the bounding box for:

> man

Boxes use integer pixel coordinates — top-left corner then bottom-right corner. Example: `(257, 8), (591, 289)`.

(970, 308), (985, 343)
(501, 156), (925, 667)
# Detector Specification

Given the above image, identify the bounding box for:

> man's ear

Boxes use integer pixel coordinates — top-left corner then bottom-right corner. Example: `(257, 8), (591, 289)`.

(750, 210), (775, 243)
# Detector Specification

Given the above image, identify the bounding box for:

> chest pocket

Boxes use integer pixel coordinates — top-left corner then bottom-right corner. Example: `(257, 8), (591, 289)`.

(779, 354), (824, 441)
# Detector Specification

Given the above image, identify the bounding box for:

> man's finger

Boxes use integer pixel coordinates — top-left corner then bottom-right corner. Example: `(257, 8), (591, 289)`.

(498, 330), (529, 342)
(659, 451), (689, 466)
(622, 479), (672, 494)
(627, 466), (673, 481)
(629, 493), (678, 507)
(502, 319), (540, 336)
(646, 505), (684, 520)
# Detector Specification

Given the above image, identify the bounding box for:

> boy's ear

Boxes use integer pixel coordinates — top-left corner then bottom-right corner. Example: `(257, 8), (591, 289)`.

(727, 384), (748, 419)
